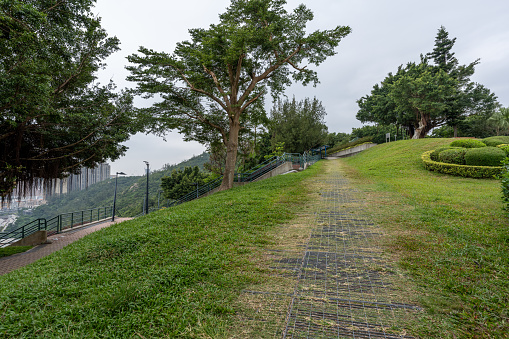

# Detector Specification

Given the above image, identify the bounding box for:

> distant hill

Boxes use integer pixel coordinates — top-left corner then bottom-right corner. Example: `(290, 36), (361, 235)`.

(10, 152), (210, 230)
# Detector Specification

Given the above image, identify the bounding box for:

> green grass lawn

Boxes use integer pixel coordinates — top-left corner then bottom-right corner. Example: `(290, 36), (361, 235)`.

(342, 138), (509, 338)
(0, 164), (320, 338)
(0, 246), (33, 258)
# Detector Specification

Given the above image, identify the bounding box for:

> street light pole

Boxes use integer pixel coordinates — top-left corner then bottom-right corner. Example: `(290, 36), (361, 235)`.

(112, 172), (126, 222)
(143, 161), (149, 215)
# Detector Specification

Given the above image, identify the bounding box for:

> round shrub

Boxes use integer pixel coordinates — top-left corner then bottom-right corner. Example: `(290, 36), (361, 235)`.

(449, 139), (486, 148)
(482, 136), (509, 147)
(497, 144), (509, 156)
(464, 147), (506, 166)
(439, 148), (467, 165)
(430, 146), (452, 161)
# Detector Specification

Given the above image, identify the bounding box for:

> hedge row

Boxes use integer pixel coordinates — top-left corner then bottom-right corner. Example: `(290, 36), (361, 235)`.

(483, 136), (509, 147)
(421, 151), (502, 179)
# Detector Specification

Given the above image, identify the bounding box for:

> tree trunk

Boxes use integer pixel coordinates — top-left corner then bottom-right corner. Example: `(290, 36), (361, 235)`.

(453, 125), (458, 138)
(412, 113), (432, 139)
(218, 120), (240, 191)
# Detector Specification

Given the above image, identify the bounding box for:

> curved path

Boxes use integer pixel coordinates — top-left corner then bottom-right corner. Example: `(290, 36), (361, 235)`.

(0, 218), (130, 276)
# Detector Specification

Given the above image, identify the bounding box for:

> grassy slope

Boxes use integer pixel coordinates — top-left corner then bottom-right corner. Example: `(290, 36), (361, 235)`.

(0, 163), (320, 338)
(11, 152), (210, 229)
(342, 138), (509, 338)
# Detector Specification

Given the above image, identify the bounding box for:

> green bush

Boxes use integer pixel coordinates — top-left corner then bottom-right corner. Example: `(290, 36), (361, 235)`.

(465, 147), (506, 167)
(482, 136), (509, 147)
(497, 144), (509, 156)
(449, 139), (486, 148)
(430, 146), (452, 161)
(500, 158), (509, 211)
(438, 148), (467, 165)
(422, 151), (501, 179)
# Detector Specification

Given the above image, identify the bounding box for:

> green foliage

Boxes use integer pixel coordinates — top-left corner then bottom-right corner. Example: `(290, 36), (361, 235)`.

(264, 141), (285, 160)
(126, 0), (351, 189)
(449, 139), (486, 148)
(423, 151), (501, 178)
(497, 144), (509, 156)
(500, 158), (509, 211)
(488, 107), (509, 136)
(0, 0), (142, 199)
(344, 139), (509, 336)
(464, 147), (506, 167)
(350, 124), (404, 144)
(0, 246), (33, 258)
(356, 27), (499, 139)
(268, 97), (328, 153)
(0, 160), (320, 338)
(161, 167), (210, 200)
(438, 148), (467, 165)
(430, 146), (454, 161)
(326, 132), (351, 148)
(10, 153), (211, 230)
(482, 136), (509, 146)
(328, 136), (374, 154)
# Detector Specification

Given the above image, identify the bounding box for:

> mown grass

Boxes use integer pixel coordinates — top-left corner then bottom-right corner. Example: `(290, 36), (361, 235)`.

(0, 164), (321, 338)
(341, 138), (509, 338)
(0, 246), (33, 258)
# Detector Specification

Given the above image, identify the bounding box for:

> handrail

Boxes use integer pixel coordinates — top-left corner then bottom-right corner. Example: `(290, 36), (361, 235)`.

(154, 149), (324, 212)
(0, 206), (113, 247)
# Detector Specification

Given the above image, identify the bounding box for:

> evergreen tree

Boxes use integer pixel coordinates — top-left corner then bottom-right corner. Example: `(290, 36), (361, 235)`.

(127, 0), (351, 191)
(269, 97), (328, 153)
(161, 167), (209, 201)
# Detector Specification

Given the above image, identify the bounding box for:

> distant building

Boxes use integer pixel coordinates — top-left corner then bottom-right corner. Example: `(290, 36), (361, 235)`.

(47, 163), (111, 196)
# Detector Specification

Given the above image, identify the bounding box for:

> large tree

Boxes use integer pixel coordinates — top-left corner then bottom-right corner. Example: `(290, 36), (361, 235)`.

(127, 0), (351, 190)
(356, 27), (498, 139)
(269, 96), (328, 153)
(0, 0), (140, 199)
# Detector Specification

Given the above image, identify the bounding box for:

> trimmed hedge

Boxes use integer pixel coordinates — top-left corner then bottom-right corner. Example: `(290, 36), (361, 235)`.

(465, 147), (506, 167)
(430, 146), (453, 161)
(500, 158), (509, 210)
(450, 139), (486, 148)
(497, 144), (509, 156)
(482, 136), (509, 147)
(422, 151), (501, 179)
(439, 148), (467, 165)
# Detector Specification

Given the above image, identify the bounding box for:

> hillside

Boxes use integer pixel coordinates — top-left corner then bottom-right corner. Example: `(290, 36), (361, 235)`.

(11, 152), (210, 229)
(341, 138), (509, 337)
(0, 161), (320, 338)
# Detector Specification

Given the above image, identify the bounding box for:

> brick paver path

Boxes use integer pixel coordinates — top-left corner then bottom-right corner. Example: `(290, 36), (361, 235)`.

(238, 160), (421, 338)
(0, 218), (130, 276)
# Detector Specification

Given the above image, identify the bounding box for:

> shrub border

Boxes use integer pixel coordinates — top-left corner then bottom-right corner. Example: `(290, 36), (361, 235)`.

(421, 151), (502, 179)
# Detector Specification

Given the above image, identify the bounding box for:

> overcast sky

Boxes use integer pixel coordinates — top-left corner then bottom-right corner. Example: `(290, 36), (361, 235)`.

(93, 0), (509, 176)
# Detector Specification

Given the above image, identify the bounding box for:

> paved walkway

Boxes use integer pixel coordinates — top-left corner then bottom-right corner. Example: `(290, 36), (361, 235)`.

(0, 218), (130, 276)
(238, 160), (421, 338)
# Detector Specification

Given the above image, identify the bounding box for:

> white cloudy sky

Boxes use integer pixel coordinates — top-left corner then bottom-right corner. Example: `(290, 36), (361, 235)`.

(93, 0), (509, 175)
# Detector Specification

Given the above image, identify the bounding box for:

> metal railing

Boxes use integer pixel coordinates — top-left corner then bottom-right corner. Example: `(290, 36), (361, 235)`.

(151, 151), (324, 212)
(0, 206), (113, 247)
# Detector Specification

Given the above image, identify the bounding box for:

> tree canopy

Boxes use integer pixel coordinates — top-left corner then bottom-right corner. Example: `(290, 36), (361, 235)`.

(161, 166), (209, 201)
(269, 97), (328, 153)
(127, 0), (351, 190)
(0, 0), (141, 199)
(356, 26), (498, 139)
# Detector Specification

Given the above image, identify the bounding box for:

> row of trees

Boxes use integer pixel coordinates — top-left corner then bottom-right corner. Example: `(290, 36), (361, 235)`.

(1, 0), (350, 198)
(356, 27), (500, 139)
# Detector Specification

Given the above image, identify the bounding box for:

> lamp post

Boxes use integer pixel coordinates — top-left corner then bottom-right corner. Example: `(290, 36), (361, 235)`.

(143, 161), (149, 215)
(112, 172), (126, 222)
